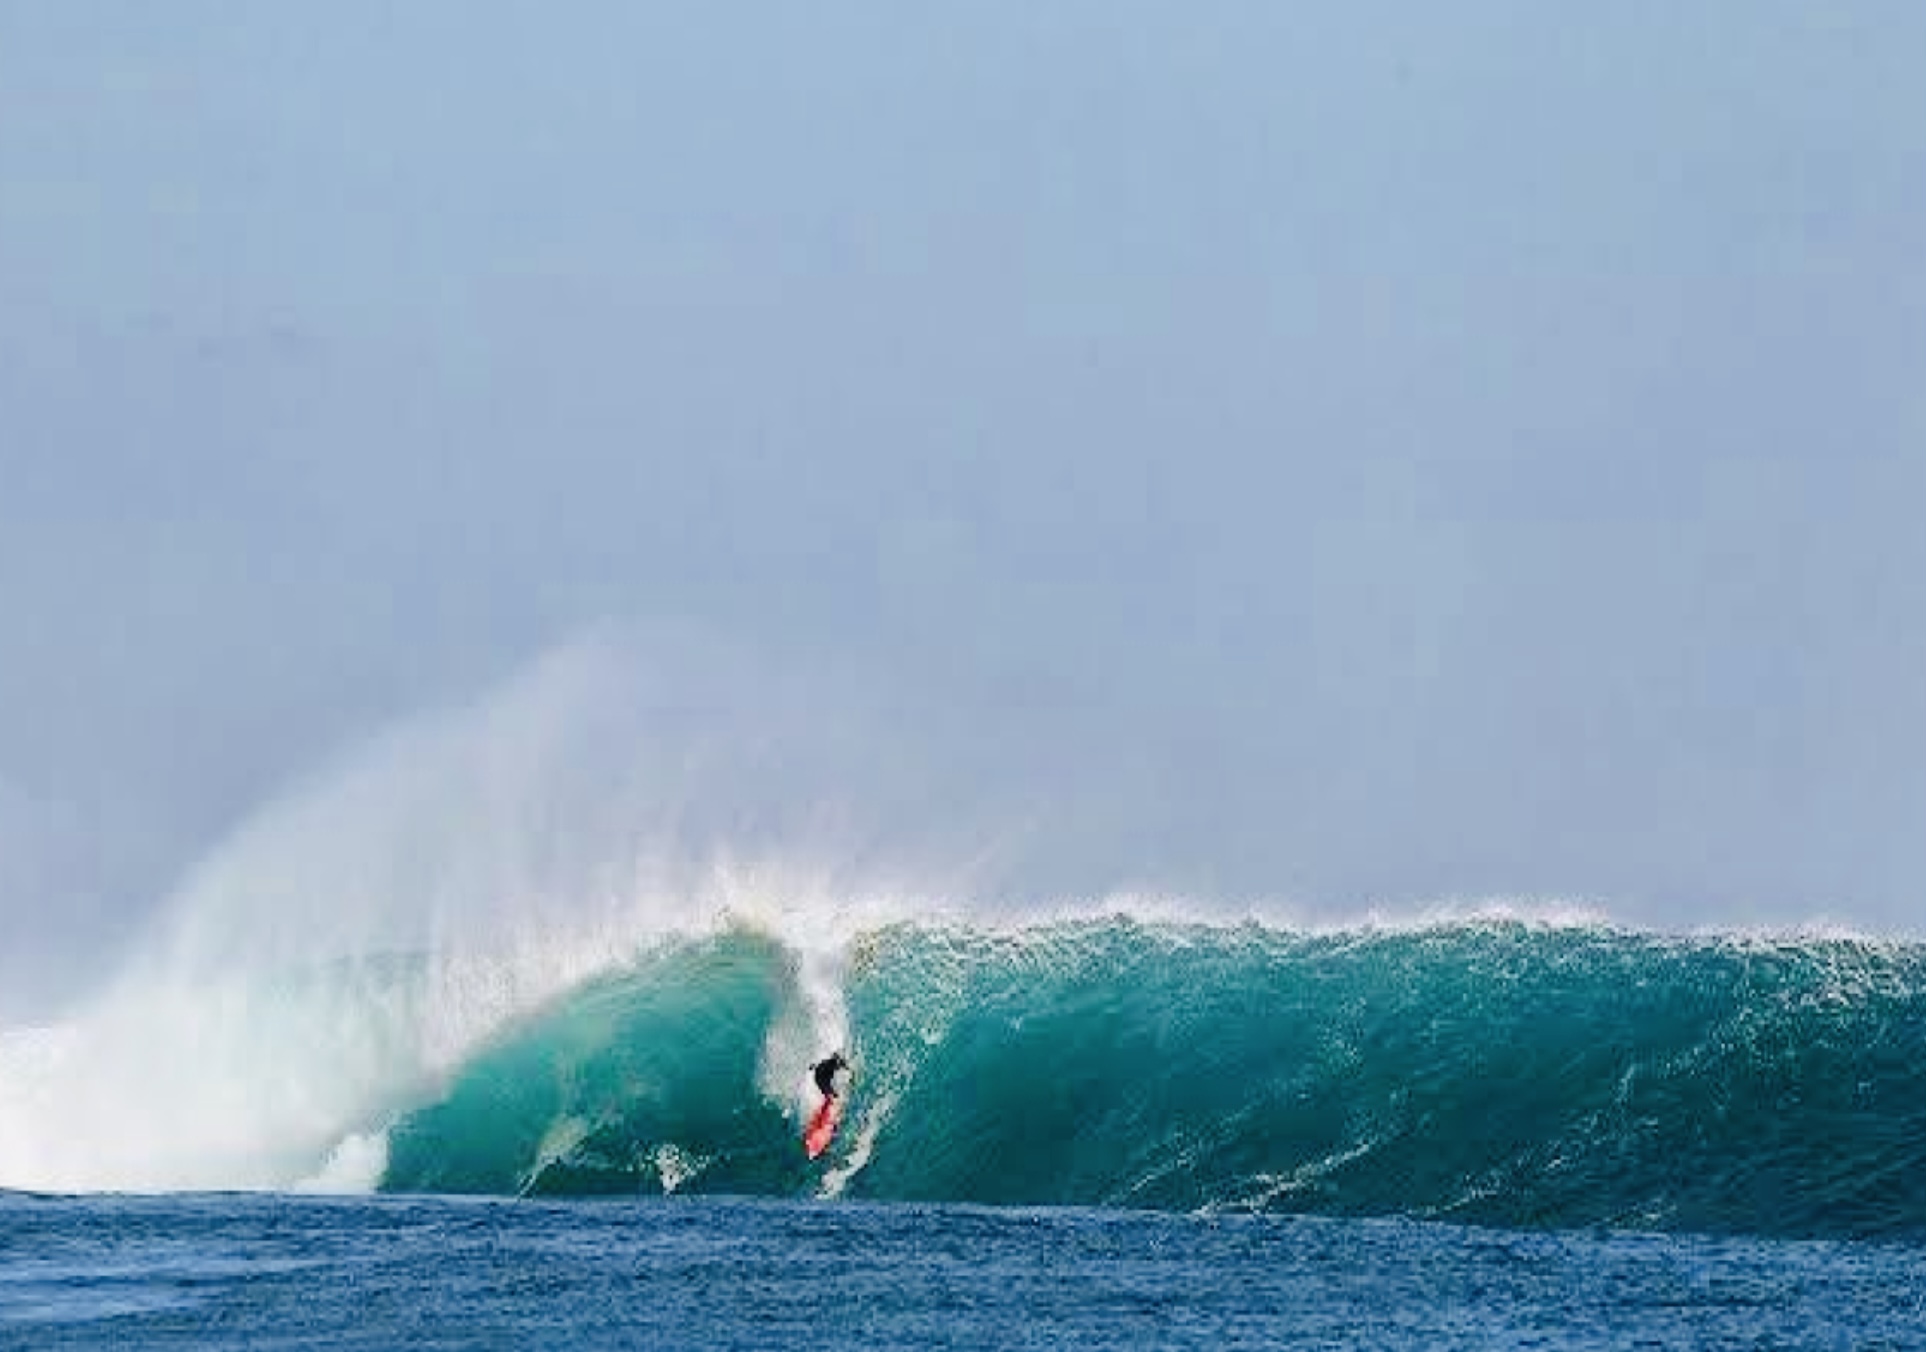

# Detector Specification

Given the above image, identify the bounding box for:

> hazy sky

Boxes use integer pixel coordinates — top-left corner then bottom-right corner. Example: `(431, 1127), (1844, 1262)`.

(4, 4), (1924, 1013)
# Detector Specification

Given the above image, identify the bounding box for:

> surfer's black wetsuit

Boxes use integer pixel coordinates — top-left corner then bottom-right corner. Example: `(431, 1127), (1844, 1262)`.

(812, 1054), (848, 1100)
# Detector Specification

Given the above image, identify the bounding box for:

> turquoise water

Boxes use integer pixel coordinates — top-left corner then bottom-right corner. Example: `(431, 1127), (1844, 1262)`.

(6, 916), (1925, 1346)
(4, 1192), (1924, 1349)
(385, 920), (1926, 1238)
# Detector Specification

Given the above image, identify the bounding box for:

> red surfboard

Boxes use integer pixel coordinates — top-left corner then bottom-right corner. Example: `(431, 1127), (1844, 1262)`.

(803, 1095), (844, 1160)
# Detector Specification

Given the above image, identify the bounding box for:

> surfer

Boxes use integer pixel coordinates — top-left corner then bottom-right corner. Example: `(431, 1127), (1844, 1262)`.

(811, 1052), (850, 1101)
(803, 1053), (850, 1159)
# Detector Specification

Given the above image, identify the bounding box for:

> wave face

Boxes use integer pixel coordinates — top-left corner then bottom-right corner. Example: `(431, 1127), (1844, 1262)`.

(384, 933), (812, 1198)
(381, 919), (1926, 1238)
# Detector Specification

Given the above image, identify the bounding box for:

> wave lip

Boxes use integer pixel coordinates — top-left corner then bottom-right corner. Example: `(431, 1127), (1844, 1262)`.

(372, 917), (1926, 1239)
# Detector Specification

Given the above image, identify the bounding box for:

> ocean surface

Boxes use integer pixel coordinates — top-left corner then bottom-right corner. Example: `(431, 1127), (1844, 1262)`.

(5, 916), (1925, 1345)
(5, 1192), (1926, 1349)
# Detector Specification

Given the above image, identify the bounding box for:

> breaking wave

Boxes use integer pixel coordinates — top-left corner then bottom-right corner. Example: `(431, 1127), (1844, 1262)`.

(7, 909), (1924, 1238)
(7, 640), (1921, 1238)
(368, 916), (1926, 1238)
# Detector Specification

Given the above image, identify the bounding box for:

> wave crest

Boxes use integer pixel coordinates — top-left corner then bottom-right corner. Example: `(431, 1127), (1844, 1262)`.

(370, 917), (1926, 1238)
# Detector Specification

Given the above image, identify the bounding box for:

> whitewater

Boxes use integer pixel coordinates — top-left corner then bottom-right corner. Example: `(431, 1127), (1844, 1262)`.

(3, 641), (1922, 1243)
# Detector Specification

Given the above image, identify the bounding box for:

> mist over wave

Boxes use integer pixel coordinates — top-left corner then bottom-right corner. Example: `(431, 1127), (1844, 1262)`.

(3, 636), (1918, 1240)
(0, 635), (935, 1192)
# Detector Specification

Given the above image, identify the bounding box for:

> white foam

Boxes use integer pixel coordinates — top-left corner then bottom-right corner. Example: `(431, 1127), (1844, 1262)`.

(293, 1130), (391, 1195)
(818, 1090), (893, 1200)
(651, 1143), (707, 1195)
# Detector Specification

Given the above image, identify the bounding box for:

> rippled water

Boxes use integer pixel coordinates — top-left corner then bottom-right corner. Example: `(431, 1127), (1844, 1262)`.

(4, 1193), (1922, 1350)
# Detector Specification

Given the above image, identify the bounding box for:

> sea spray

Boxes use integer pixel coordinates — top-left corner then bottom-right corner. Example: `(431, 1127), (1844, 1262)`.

(9, 639), (1922, 1237)
(0, 637), (933, 1194)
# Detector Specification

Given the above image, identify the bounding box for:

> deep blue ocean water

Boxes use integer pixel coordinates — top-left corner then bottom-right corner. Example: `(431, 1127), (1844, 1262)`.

(4, 1192), (1924, 1350)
